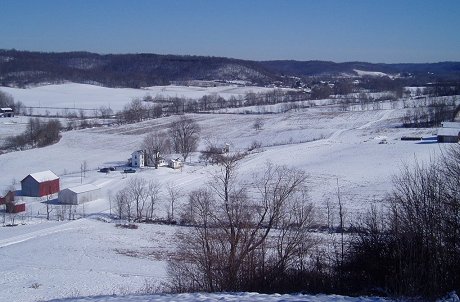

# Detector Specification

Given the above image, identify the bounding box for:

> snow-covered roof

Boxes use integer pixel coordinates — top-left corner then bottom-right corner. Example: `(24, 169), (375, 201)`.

(437, 128), (460, 136)
(0, 107), (13, 111)
(25, 170), (59, 182)
(65, 184), (100, 194)
(441, 122), (460, 129)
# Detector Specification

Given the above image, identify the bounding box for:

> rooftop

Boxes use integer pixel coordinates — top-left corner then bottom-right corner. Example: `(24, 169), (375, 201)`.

(24, 170), (59, 182)
(65, 184), (100, 194)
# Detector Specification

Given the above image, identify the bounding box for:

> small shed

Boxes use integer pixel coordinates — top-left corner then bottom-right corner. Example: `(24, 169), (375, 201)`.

(437, 128), (460, 143)
(59, 184), (101, 205)
(131, 150), (145, 168)
(21, 171), (60, 197)
(169, 158), (183, 169)
(0, 107), (14, 117)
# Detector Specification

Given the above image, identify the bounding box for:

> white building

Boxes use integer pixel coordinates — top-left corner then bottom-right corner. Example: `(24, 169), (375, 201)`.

(0, 107), (14, 117)
(59, 184), (101, 205)
(169, 158), (183, 169)
(438, 121), (460, 143)
(131, 150), (145, 168)
(441, 122), (460, 129)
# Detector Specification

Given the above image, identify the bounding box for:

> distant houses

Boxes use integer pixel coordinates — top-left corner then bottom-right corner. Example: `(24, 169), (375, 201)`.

(129, 149), (180, 169)
(437, 122), (460, 143)
(0, 107), (14, 117)
(59, 184), (101, 205)
(21, 170), (60, 197)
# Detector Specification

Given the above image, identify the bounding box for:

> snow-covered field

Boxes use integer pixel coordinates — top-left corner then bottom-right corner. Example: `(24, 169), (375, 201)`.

(0, 83), (288, 112)
(0, 83), (454, 302)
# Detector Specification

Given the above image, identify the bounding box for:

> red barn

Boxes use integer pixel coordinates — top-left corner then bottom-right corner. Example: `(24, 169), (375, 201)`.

(21, 171), (60, 197)
(6, 203), (25, 213)
(0, 190), (15, 205)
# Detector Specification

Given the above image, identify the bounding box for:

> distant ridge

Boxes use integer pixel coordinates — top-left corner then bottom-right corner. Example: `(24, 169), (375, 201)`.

(1, 49), (460, 88)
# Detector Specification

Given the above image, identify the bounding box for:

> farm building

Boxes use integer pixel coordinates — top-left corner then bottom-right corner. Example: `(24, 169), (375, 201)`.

(0, 190), (15, 205)
(0, 107), (14, 117)
(59, 184), (101, 205)
(6, 203), (25, 214)
(437, 128), (460, 143)
(131, 150), (145, 168)
(441, 122), (460, 129)
(169, 158), (183, 169)
(21, 171), (60, 197)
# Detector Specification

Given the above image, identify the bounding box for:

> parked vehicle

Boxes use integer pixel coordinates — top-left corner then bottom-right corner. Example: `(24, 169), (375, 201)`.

(123, 168), (136, 173)
(99, 167), (110, 173)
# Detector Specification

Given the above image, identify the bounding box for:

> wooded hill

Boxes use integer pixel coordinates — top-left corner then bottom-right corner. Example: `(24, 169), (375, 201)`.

(1, 49), (460, 88)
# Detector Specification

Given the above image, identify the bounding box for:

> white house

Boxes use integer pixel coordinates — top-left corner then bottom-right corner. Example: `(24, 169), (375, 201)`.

(59, 184), (101, 205)
(131, 150), (145, 168)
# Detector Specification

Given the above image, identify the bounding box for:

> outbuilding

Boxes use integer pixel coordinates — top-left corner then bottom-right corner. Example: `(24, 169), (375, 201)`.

(437, 128), (460, 143)
(21, 171), (60, 197)
(0, 107), (14, 117)
(59, 184), (101, 205)
(169, 158), (183, 169)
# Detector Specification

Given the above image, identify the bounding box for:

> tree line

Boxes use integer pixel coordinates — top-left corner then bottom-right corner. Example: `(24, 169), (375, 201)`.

(4, 117), (61, 150)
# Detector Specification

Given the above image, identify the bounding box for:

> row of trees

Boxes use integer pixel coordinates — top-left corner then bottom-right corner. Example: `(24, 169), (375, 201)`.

(402, 101), (459, 127)
(4, 117), (62, 150)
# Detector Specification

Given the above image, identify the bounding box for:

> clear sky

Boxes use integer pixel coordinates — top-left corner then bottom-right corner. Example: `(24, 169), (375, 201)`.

(1, 0), (459, 63)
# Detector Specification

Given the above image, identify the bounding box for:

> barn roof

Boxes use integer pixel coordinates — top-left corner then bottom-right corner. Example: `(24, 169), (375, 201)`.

(24, 171), (59, 183)
(441, 122), (460, 129)
(437, 128), (460, 136)
(64, 184), (100, 194)
(0, 107), (13, 111)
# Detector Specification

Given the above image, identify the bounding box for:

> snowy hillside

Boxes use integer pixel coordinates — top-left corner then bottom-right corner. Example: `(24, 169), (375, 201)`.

(0, 83), (287, 111)
(0, 83), (455, 302)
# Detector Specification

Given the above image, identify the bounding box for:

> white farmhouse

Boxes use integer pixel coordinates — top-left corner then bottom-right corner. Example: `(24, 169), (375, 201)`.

(59, 184), (101, 205)
(131, 150), (145, 168)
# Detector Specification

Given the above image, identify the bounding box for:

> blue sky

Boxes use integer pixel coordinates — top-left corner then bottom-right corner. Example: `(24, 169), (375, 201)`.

(0, 0), (459, 63)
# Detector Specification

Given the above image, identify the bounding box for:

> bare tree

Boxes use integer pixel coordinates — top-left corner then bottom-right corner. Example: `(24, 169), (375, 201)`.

(166, 182), (182, 223)
(253, 117), (264, 131)
(168, 160), (314, 292)
(126, 177), (149, 222)
(114, 188), (135, 222)
(169, 116), (201, 162)
(114, 189), (128, 220)
(146, 180), (161, 220)
(142, 131), (171, 168)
